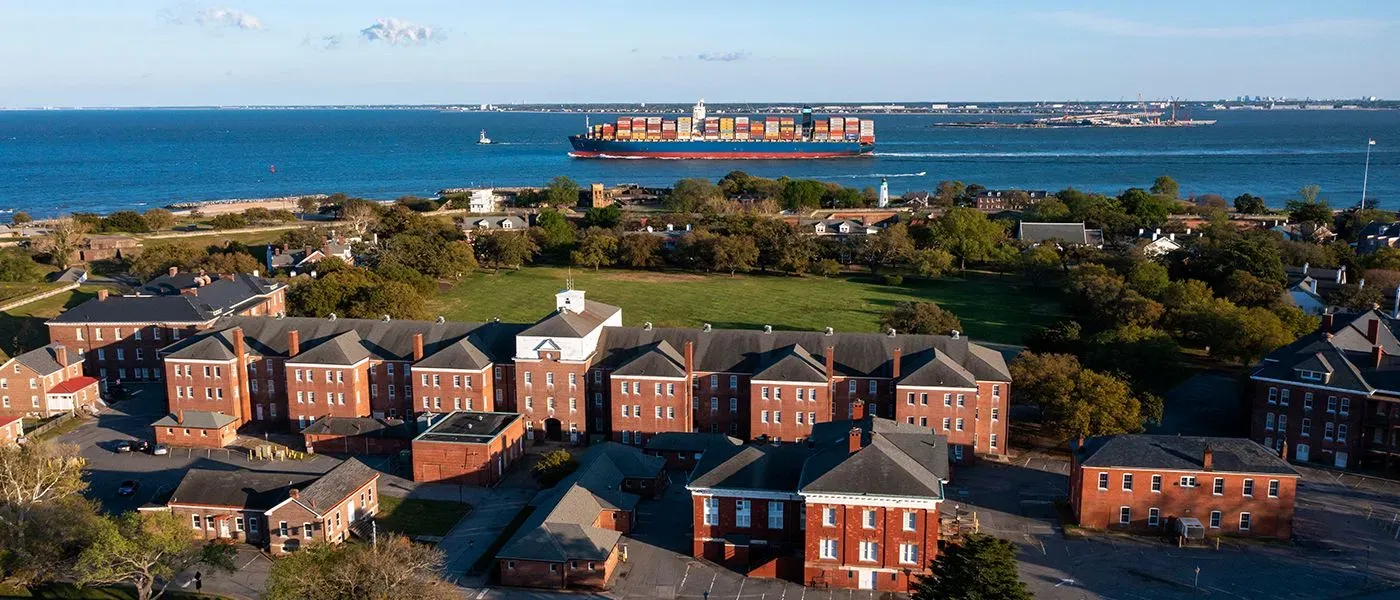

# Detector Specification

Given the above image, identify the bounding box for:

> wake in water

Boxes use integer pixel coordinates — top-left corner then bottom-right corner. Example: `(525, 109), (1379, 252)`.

(814, 171), (928, 180)
(874, 148), (1344, 158)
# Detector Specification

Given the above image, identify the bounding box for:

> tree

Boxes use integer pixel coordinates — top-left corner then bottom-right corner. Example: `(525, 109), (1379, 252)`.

(571, 228), (618, 271)
(779, 179), (827, 211)
(712, 234), (759, 275)
(298, 196), (323, 216)
(208, 213), (249, 230)
(1083, 326), (1182, 390)
(9, 212), (31, 225)
(141, 208), (175, 231)
(101, 211), (151, 233)
(36, 217), (88, 271)
(532, 450), (579, 486)
(1009, 353), (1147, 438)
(617, 234), (662, 269)
(1064, 264), (1163, 330)
(583, 205), (622, 228)
(0, 440), (98, 586)
(340, 199), (379, 234)
(1222, 270), (1283, 308)
(1126, 261), (1170, 299)
(264, 535), (456, 600)
(933, 180), (966, 206)
(1287, 185), (1332, 226)
(913, 248), (955, 279)
(127, 242), (207, 280)
(77, 511), (236, 600)
(1234, 193), (1268, 214)
(1326, 283), (1383, 311)
(544, 176), (581, 208)
(474, 231), (538, 271)
(533, 209), (577, 252)
(1019, 244), (1062, 283)
(1024, 320), (1082, 354)
(1022, 197), (1070, 222)
(1118, 188), (1172, 227)
(667, 178), (724, 213)
(816, 258), (841, 278)
(859, 223), (914, 275)
(1150, 175), (1180, 199)
(911, 533), (1031, 600)
(880, 302), (962, 336)
(928, 208), (1006, 270)
(198, 250), (260, 276)
(0, 248), (44, 283)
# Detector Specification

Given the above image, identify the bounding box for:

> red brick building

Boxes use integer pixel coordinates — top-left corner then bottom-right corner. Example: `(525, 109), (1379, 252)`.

(302, 416), (415, 455)
(688, 408), (950, 593)
(1249, 310), (1400, 471)
(1069, 435), (1299, 539)
(161, 457), (379, 554)
(496, 443), (665, 590)
(411, 411), (525, 485)
(0, 343), (98, 418)
(643, 431), (742, 470)
(153, 409), (239, 447)
(46, 271), (285, 382)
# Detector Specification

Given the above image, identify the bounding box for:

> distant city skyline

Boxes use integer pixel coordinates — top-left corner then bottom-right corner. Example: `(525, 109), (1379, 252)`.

(2, 0), (1396, 107)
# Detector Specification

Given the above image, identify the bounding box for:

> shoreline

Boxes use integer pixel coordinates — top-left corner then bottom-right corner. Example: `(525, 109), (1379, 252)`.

(165, 195), (327, 216)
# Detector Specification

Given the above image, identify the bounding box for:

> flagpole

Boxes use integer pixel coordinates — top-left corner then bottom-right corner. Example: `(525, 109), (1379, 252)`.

(1362, 139), (1375, 209)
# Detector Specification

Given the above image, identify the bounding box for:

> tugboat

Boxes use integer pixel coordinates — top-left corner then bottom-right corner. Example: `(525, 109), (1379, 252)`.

(478, 129), (492, 145)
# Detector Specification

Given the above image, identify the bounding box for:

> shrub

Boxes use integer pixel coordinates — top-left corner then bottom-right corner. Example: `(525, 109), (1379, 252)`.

(882, 273), (904, 286)
(531, 450), (579, 487)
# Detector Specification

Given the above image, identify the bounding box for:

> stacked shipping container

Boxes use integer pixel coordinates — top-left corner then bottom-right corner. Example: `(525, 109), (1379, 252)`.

(597, 113), (867, 143)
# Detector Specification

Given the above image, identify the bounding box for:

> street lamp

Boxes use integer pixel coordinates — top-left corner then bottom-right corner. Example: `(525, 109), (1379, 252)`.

(1362, 138), (1377, 208)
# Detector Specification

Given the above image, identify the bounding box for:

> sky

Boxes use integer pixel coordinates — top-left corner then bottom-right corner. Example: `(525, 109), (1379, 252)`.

(2, 0), (1397, 107)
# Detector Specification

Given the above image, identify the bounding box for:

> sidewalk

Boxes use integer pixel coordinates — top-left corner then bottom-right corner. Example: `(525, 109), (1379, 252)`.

(438, 488), (534, 585)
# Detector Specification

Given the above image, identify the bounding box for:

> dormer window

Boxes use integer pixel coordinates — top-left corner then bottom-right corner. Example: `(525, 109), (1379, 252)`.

(502, 221), (512, 229)
(815, 224), (825, 234)
(1298, 370), (1324, 382)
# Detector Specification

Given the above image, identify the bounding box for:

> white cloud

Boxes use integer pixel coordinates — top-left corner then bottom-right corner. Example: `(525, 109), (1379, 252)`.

(1043, 11), (1389, 39)
(360, 18), (439, 46)
(164, 5), (263, 31)
(697, 51), (750, 62)
(303, 34), (343, 51)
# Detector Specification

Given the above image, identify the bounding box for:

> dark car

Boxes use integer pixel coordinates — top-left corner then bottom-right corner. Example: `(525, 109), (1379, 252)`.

(113, 440), (132, 453)
(134, 440), (151, 453)
(116, 480), (140, 496)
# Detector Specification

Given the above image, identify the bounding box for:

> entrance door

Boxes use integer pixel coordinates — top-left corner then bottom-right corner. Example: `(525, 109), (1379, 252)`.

(1296, 444), (1310, 462)
(545, 418), (563, 442)
(1335, 451), (1349, 468)
(348, 500), (356, 521)
(858, 569), (875, 590)
(256, 404), (264, 420)
(219, 520), (230, 538)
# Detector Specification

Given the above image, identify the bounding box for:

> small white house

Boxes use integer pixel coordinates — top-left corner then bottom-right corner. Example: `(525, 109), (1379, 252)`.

(468, 189), (498, 214)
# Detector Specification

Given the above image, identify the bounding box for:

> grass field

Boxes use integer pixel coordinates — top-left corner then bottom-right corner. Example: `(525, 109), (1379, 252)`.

(427, 267), (1063, 345)
(374, 496), (473, 538)
(0, 285), (109, 357)
(0, 282), (57, 305)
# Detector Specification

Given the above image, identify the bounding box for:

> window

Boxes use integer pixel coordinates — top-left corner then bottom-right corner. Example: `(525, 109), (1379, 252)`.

(1119, 506), (1131, 524)
(710, 398), (718, 412)
(1268, 480), (1280, 498)
(773, 411), (781, 423)
(303, 523), (313, 538)
(903, 511), (917, 531)
(1180, 476), (1197, 487)
(762, 386), (769, 399)
(819, 539), (837, 559)
(1265, 412), (1275, 431)
(1239, 512), (1252, 531)
(1301, 418), (1311, 437)
(941, 417), (950, 431)
(1097, 472), (1109, 490)
(736, 500), (751, 528)
(991, 407), (999, 421)
(1279, 389), (1290, 406)
(1304, 393), (1314, 411)
(858, 541), (878, 562)
(545, 373), (554, 385)
(990, 434), (999, 448)
(1213, 477), (1224, 495)
(955, 418), (964, 431)
(1341, 398), (1351, 416)
(768, 501), (784, 529)
(761, 410), (769, 423)
(655, 406), (663, 419)
(1151, 474), (1162, 492)
(249, 518), (259, 534)
(1327, 396), (1337, 413)
(808, 411), (816, 425)
(1240, 479), (1255, 497)
(1206, 511), (1221, 528)
(906, 393), (914, 405)
(1148, 508), (1160, 527)
(796, 412), (805, 425)
(796, 388), (805, 401)
(957, 393), (966, 407)
(899, 543), (918, 564)
(1278, 414), (1287, 433)
(703, 497), (718, 525)
(774, 388), (781, 399)
(192, 515), (202, 529)
(1300, 370), (1323, 382)
(523, 372), (532, 384)
(1267, 387), (1278, 403)
(729, 398), (738, 413)
(279, 521), (289, 537)
(823, 507), (837, 527)
(1122, 473), (1134, 491)
(1325, 421), (1335, 440)
(863, 509), (876, 529)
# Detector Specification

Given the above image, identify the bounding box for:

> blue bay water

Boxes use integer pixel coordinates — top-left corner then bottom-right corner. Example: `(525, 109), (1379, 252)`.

(1, 108), (1398, 216)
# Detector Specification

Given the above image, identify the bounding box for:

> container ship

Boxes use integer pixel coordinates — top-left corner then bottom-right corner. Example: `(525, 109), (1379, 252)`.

(568, 100), (874, 159)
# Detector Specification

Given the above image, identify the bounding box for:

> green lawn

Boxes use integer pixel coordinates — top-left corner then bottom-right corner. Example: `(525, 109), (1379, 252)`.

(427, 267), (1063, 345)
(0, 282), (57, 305)
(374, 496), (472, 538)
(0, 284), (111, 357)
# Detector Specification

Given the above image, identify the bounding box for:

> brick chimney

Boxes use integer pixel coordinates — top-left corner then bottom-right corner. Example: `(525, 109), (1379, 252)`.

(891, 347), (902, 379)
(1202, 444), (1214, 471)
(234, 328), (251, 422)
(1321, 312), (1334, 331)
(412, 333), (425, 362)
(54, 345), (67, 368)
(850, 399), (866, 422)
(824, 345), (835, 382)
(97, 289), (109, 302)
(1368, 318), (1380, 345)
(176, 409), (184, 424)
(684, 340), (695, 434)
(1279, 437), (1288, 461)
(288, 330), (300, 357)
(1374, 345), (1385, 368)
(848, 427), (862, 454)
(168, 266), (178, 277)
(289, 489), (299, 500)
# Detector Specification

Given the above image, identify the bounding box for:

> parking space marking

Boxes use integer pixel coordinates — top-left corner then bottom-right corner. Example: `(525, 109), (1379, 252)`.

(734, 577), (745, 599)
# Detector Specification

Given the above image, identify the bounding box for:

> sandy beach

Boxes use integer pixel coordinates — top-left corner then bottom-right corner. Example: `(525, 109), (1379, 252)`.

(167, 195), (326, 216)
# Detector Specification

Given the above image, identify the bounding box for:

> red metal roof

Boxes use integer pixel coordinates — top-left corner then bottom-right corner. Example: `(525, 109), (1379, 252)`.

(0, 415), (21, 428)
(48, 376), (99, 395)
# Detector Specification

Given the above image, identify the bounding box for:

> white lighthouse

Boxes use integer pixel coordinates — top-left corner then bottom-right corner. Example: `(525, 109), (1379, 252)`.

(878, 178), (890, 208)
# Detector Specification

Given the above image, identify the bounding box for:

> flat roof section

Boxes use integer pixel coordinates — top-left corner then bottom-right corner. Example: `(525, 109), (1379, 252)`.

(414, 411), (519, 444)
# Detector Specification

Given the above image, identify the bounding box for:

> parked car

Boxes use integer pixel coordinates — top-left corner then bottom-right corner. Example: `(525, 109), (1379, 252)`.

(150, 443), (169, 456)
(113, 440), (132, 453)
(116, 480), (140, 496)
(134, 440), (151, 453)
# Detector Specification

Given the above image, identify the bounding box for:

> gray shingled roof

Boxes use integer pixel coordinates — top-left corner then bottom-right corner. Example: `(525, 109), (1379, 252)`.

(753, 344), (827, 382)
(520, 300), (621, 338)
(1073, 435), (1298, 476)
(593, 326), (1010, 383)
(302, 416), (414, 439)
(294, 457), (379, 516)
(690, 417), (949, 500)
(612, 340), (686, 378)
(152, 410), (238, 429)
(138, 273), (282, 314)
(898, 348), (979, 388)
(159, 330), (240, 361)
(1018, 222), (1092, 245)
(644, 432), (742, 453)
(169, 469), (318, 510)
(413, 336), (493, 371)
(287, 330), (370, 365)
(11, 343), (84, 375)
(1252, 310), (1400, 393)
(48, 295), (216, 324)
(188, 316), (523, 364)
